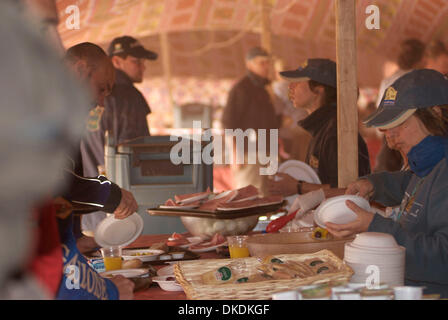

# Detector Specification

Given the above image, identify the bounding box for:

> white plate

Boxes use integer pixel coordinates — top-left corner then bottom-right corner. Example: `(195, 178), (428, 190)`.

(178, 236), (203, 248)
(101, 268), (149, 279)
(314, 195), (371, 228)
(122, 249), (165, 262)
(278, 160), (321, 184)
(152, 276), (184, 291)
(94, 213), (143, 248)
(189, 241), (228, 253)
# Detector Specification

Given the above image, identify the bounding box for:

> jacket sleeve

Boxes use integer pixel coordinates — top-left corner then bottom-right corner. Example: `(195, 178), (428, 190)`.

(368, 187), (448, 284)
(365, 170), (413, 207)
(63, 170), (122, 213)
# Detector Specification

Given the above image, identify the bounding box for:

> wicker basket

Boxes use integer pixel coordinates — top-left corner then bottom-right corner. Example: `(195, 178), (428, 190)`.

(174, 249), (353, 300)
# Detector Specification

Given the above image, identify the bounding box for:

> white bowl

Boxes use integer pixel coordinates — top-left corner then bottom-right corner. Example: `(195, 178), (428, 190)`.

(157, 265), (174, 277)
(152, 276), (184, 292)
(394, 286), (423, 300)
(314, 195), (371, 228)
(352, 232), (399, 249)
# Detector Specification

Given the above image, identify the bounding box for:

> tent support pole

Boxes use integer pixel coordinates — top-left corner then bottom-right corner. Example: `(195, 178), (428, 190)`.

(160, 32), (175, 126)
(335, 0), (359, 187)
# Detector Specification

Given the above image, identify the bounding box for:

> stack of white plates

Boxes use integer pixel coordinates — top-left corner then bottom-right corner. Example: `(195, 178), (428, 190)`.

(344, 232), (405, 287)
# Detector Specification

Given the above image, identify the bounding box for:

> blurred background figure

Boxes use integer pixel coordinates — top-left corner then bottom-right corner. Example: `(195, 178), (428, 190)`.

(221, 46), (281, 193)
(426, 40), (448, 75)
(0, 0), (88, 299)
(376, 38), (426, 107)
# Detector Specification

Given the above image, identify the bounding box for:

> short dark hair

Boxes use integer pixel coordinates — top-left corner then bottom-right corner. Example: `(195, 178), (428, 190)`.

(397, 38), (426, 70)
(308, 80), (337, 106)
(65, 42), (109, 69)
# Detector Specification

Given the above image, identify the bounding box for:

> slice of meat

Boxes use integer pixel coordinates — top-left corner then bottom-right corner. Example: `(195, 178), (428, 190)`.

(174, 187), (212, 204)
(217, 195), (283, 210)
(198, 190), (238, 212)
(210, 233), (226, 245)
(162, 199), (201, 208)
(232, 185), (259, 202)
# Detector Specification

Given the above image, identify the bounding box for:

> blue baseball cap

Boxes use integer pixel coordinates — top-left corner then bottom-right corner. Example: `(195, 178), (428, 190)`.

(364, 69), (448, 129)
(279, 58), (337, 88)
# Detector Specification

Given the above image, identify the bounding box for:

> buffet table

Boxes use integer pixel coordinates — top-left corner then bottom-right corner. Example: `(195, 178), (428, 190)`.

(127, 234), (224, 300)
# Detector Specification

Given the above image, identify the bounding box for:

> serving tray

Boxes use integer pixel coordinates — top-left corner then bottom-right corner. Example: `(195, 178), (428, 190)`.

(147, 201), (286, 219)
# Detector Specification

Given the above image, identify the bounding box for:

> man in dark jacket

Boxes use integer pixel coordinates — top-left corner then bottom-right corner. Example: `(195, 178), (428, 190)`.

(80, 36), (157, 232)
(268, 59), (370, 195)
(221, 47), (281, 192)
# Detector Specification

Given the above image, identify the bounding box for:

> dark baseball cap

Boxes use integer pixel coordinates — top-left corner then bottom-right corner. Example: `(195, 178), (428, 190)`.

(107, 36), (157, 60)
(280, 58), (337, 88)
(364, 69), (448, 129)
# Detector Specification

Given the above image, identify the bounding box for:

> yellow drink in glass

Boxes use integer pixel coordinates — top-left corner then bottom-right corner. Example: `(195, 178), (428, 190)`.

(229, 246), (250, 259)
(103, 257), (122, 271)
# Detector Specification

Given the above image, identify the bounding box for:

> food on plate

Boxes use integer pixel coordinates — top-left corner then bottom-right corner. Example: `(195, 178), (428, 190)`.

(122, 258), (143, 269)
(216, 195), (283, 210)
(232, 185), (259, 202)
(198, 190), (238, 211)
(163, 198), (201, 208)
(174, 187), (212, 204)
(166, 232), (191, 247)
(150, 242), (168, 252)
(311, 227), (330, 240)
(298, 283), (332, 299)
(189, 233), (226, 250)
(131, 251), (157, 256)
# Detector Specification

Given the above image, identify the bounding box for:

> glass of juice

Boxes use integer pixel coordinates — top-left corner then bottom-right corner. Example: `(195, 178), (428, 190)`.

(100, 246), (123, 271)
(227, 235), (250, 259)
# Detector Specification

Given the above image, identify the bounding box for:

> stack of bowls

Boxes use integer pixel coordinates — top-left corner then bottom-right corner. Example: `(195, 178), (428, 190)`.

(344, 232), (405, 286)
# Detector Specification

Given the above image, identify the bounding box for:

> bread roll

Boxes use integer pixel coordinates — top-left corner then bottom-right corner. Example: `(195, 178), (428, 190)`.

(122, 258), (143, 269)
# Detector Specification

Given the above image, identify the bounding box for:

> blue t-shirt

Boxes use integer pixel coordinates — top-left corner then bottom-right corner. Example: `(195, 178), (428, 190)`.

(56, 215), (119, 300)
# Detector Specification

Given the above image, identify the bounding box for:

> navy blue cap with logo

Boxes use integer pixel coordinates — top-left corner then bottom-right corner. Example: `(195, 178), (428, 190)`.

(107, 36), (158, 60)
(279, 58), (337, 88)
(364, 69), (448, 129)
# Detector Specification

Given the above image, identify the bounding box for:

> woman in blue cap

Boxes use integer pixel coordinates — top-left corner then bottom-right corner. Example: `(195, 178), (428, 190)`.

(326, 69), (448, 297)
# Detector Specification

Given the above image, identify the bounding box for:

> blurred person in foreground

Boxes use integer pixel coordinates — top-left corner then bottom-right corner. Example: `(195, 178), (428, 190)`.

(80, 36), (158, 234)
(326, 69), (448, 297)
(0, 0), (87, 299)
(267, 59), (371, 196)
(221, 46), (281, 192)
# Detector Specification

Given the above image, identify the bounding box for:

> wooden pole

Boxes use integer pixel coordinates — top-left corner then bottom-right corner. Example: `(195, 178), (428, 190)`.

(260, 0), (272, 53)
(335, 0), (358, 187)
(159, 32), (175, 125)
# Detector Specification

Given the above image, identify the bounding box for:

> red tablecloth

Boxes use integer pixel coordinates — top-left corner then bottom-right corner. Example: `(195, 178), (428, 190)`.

(128, 234), (222, 300)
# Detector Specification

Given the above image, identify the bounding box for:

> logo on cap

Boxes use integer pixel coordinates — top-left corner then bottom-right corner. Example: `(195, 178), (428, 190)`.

(383, 86), (397, 105)
(299, 60), (308, 70)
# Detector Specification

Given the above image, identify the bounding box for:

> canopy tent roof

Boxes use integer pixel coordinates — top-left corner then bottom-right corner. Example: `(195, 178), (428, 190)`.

(56, 0), (448, 87)
(55, 0), (448, 130)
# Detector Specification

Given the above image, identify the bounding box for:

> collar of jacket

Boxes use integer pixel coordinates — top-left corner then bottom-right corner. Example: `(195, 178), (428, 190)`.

(114, 68), (134, 86)
(247, 70), (270, 87)
(298, 103), (337, 136)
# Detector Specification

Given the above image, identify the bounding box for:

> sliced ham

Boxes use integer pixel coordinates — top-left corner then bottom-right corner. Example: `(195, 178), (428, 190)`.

(232, 185), (259, 202)
(217, 195), (283, 210)
(198, 190), (238, 212)
(174, 187), (212, 204)
(189, 233), (226, 249)
(163, 198), (201, 208)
